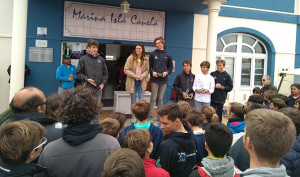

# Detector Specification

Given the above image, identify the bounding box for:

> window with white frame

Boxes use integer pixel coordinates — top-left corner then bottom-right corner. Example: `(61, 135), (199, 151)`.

(216, 33), (267, 87)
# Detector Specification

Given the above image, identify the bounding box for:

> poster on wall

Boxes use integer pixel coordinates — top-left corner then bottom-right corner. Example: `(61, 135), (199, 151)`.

(63, 1), (165, 42)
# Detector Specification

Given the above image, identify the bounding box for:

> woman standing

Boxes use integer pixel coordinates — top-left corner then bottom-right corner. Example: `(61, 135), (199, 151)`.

(124, 44), (149, 105)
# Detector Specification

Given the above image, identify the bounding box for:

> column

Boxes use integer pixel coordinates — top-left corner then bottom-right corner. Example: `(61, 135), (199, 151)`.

(203, 0), (227, 70)
(9, 0), (28, 101)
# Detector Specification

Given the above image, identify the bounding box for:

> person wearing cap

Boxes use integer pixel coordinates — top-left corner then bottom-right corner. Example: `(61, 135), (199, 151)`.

(56, 55), (77, 95)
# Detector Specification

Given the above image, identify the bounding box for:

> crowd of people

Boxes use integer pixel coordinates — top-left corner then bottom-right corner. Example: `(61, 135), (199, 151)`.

(1, 36), (300, 177)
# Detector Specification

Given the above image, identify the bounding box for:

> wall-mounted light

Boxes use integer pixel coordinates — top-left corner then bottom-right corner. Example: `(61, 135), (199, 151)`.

(120, 0), (130, 14)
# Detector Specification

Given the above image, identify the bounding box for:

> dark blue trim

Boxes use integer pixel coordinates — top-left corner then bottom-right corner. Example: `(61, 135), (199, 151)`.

(223, 0), (295, 13)
(218, 27), (276, 81)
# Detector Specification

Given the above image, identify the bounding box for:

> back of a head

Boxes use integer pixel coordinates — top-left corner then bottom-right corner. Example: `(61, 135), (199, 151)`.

(229, 102), (245, 120)
(0, 120), (46, 163)
(270, 94), (289, 105)
(271, 98), (286, 109)
(58, 86), (100, 126)
(177, 101), (192, 120)
(185, 108), (204, 127)
(252, 87), (262, 95)
(205, 122), (233, 157)
(248, 95), (264, 105)
(45, 94), (63, 120)
(246, 103), (267, 114)
(121, 129), (152, 158)
(99, 118), (120, 138)
(158, 103), (183, 121)
(131, 99), (150, 122)
(201, 106), (218, 123)
(264, 90), (276, 99)
(246, 109), (296, 164)
(110, 112), (126, 133)
(10, 87), (45, 113)
(102, 148), (145, 177)
(278, 107), (300, 135)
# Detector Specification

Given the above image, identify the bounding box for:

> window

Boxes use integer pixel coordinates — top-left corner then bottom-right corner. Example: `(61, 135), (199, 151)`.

(216, 33), (267, 87)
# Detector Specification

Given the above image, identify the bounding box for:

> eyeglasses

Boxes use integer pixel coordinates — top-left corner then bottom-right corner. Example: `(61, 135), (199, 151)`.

(33, 137), (47, 150)
(262, 79), (266, 82)
(37, 99), (47, 107)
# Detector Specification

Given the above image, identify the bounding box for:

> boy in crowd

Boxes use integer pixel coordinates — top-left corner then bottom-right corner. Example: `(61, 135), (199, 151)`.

(119, 99), (163, 158)
(246, 94), (264, 106)
(189, 122), (239, 177)
(279, 108), (300, 176)
(210, 59), (233, 122)
(269, 98), (286, 111)
(156, 103), (196, 177)
(193, 61), (215, 110)
(173, 59), (195, 107)
(102, 148), (145, 177)
(252, 87), (262, 95)
(99, 118), (120, 139)
(263, 90), (276, 108)
(122, 129), (170, 177)
(185, 108), (207, 164)
(0, 120), (46, 176)
(237, 109), (295, 176)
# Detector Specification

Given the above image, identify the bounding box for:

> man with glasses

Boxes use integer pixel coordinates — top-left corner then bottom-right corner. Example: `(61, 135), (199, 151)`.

(0, 120), (46, 176)
(261, 75), (278, 95)
(0, 87), (63, 143)
(149, 37), (173, 120)
(56, 55), (77, 95)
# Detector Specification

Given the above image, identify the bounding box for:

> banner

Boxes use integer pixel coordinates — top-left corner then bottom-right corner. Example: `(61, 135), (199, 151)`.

(64, 1), (165, 42)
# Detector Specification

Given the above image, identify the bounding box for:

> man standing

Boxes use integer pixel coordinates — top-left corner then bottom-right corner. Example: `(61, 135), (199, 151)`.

(261, 75), (278, 94)
(210, 59), (233, 122)
(173, 59), (195, 107)
(156, 103), (196, 177)
(56, 55), (77, 95)
(76, 39), (109, 106)
(238, 109), (295, 176)
(149, 37), (173, 119)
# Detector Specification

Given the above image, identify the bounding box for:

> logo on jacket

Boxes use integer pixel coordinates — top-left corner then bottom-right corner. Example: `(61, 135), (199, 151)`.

(98, 59), (101, 63)
(155, 56), (158, 59)
(178, 152), (186, 162)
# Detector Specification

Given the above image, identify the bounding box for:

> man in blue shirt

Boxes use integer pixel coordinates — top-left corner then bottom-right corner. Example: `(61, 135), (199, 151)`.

(56, 55), (77, 95)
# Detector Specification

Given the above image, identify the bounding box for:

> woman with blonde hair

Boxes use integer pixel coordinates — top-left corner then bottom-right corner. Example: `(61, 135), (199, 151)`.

(124, 43), (149, 105)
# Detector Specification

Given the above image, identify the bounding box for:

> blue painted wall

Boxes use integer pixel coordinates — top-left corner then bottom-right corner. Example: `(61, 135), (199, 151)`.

(224, 0), (295, 13)
(26, 0), (194, 104)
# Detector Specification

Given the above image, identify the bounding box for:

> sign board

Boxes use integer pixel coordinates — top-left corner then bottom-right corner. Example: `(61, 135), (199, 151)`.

(35, 40), (48, 47)
(37, 27), (47, 37)
(64, 1), (165, 42)
(29, 47), (53, 62)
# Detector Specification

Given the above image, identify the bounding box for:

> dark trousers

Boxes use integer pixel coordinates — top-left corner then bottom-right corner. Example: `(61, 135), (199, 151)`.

(211, 102), (224, 123)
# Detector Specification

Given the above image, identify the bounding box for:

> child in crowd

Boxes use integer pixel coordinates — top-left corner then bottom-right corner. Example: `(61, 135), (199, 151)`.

(110, 112), (126, 135)
(288, 83), (300, 107)
(269, 98), (286, 111)
(185, 108), (208, 164)
(295, 98), (300, 110)
(177, 101), (192, 120)
(119, 99), (163, 158)
(189, 123), (239, 177)
(252, 87), (262, 95)
(246, 95), (264, 106)
(279, 108), (300, 176)
(45, 94), (63, 120)
(270, 93), (289, 106)
(263, 90), (276, 108)
(102, 148), (145, 177)
(122, 129), (170, 177)
(200, 106), (219, 130)
(99, 118), (120, 139)
(0, 120), (46, 176)
(226, 102), (245, 134)
(193, 61), (215, 110)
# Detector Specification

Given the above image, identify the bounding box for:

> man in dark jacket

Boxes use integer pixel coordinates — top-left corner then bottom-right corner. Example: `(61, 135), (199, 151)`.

(210, 59), (233, 122)
(76, 39), (109, 122)
(0, 87), (62, 144)
(261, 75), (278, 94)
(35, 86), (120, 177)
(173, 59), (195, 107)
(0, 120), (46, 177)
(156, 103), (196, 177)
(149, 37), (173, 119)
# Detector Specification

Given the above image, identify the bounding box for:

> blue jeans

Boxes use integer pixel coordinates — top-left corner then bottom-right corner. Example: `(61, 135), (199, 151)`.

(130, 80), (144, 105)
(195, 101), (210, 110)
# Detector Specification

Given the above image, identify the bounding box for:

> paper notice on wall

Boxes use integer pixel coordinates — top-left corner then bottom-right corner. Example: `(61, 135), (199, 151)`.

(72, 44), (81, 54)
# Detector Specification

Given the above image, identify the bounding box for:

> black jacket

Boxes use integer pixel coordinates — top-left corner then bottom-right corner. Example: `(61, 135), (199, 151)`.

(173, 71), (195, 100)
(210, 70), (233, 103)
(0, 159), (45, 177)
(76, 54), (109, 87)
(149, 49), (173, 84)
(156, 124), (196, 177)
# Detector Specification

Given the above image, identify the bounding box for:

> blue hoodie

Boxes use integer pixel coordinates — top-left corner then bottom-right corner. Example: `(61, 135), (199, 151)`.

(56, 64), (77, 89)
(227, 118), (245, 134)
